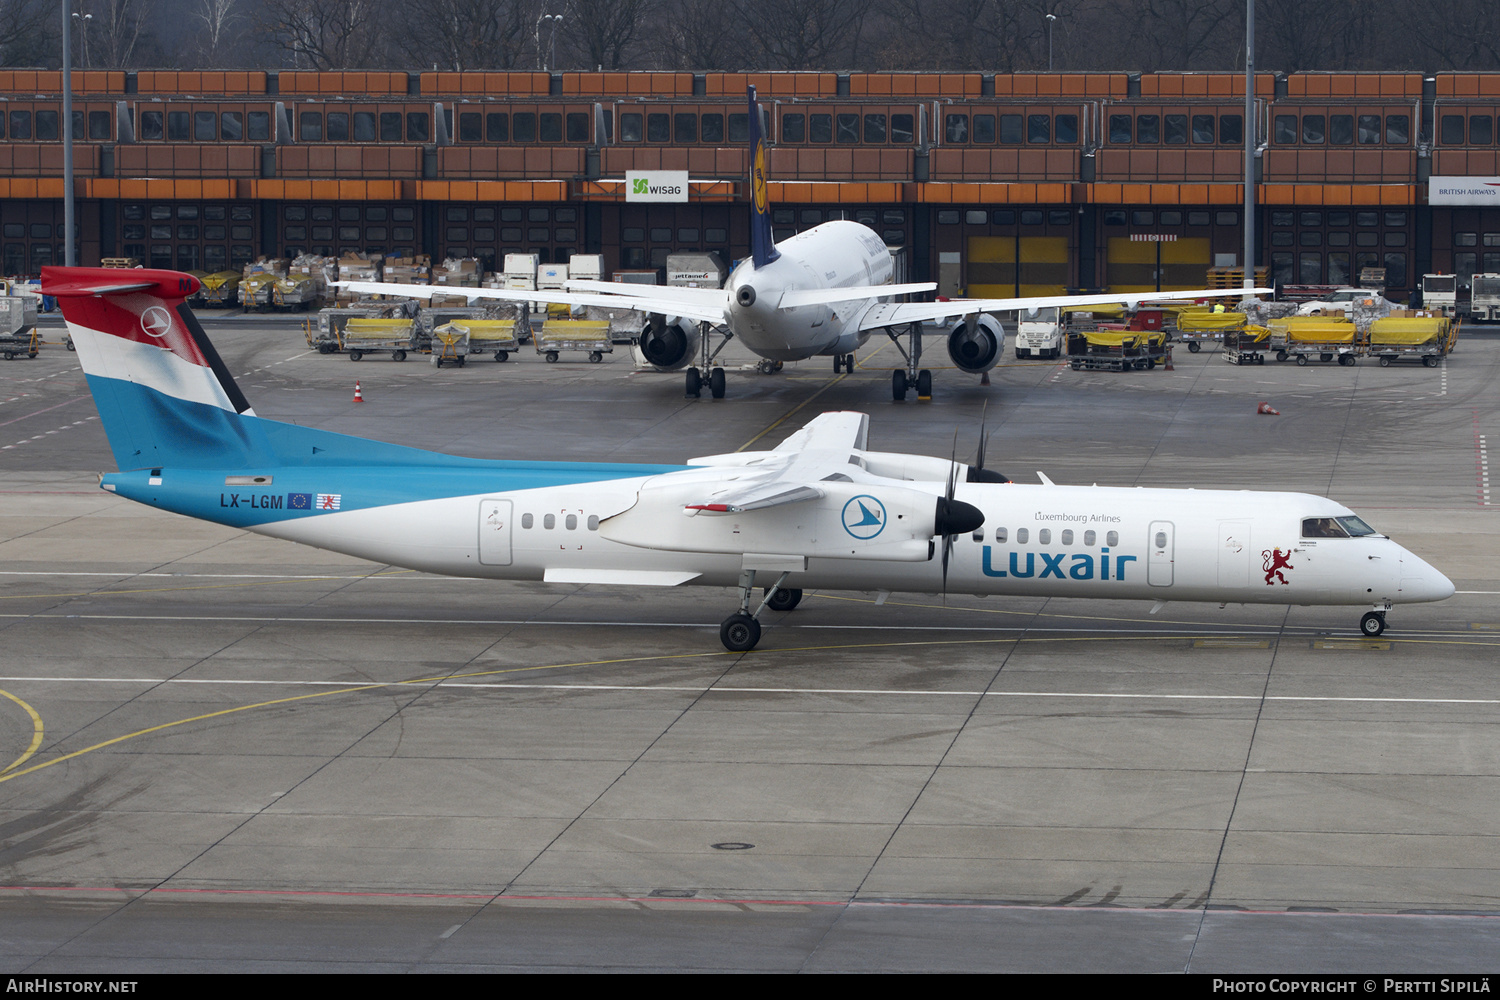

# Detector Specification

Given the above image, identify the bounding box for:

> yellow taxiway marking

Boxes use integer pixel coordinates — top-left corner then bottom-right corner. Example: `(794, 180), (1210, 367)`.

(0, 688), (44, 775)
(737, 373), (849, 452)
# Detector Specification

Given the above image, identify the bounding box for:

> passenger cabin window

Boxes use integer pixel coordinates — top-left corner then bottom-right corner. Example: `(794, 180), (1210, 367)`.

(994, 527), (1007, 543)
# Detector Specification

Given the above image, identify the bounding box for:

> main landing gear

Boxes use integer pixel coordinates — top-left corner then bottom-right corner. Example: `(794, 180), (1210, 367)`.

(1360, 605), (1391, 637)
(719, 571), (803, 652)
(684, 321), (735, 399)
(833, 353), (856, 374)
(884, 321), (933, 400)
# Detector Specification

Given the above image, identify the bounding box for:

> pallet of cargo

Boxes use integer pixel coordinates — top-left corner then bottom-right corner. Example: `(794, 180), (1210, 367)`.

(1368, 317), (1457, 368)
(434, 319), (524, 367)
(1221, 325), (1273, 365)
(341, 318), (418, 362)
(1174, 308), (1248, 352)
(193, 270), (242, 308)
(1268, 317), (1362, 366)
(1065, 329), (1166, 371)
(534, 320), (612, 363)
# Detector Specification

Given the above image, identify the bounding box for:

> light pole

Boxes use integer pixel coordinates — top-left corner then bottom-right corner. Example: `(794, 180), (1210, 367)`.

(71, 9), (92, 69)
(1046, 14), (1057, 72)
(536, 13), (562, 71)
(62, 0), (76, 267)
(1243, 0), (1255, 302)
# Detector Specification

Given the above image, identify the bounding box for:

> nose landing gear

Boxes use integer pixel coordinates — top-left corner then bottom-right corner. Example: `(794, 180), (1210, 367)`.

(1360, 604), (1392, 636)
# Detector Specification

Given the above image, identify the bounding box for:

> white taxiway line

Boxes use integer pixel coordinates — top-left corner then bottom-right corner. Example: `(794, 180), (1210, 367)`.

(0, 674), (1496, 705)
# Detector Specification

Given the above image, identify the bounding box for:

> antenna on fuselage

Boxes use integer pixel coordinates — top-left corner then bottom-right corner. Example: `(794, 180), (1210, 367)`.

(747, 85), (780, 270)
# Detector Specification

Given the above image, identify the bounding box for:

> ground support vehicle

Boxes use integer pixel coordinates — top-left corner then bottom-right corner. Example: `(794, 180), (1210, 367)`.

(1012, 306), (1063, 359)
(1221, 326), (1273, 365)
(0, 328), (39, 360)
(1469, 274), (1500, 321)
(341, 318), (419, 362)
(1269, 318), (1362, 366)
(272, 274), (324, 311)
(1421, 274), (1458, 317)
(431, 320), (523, 366)
(0, 282), (38, 352)
(191, 271), (242, 308)
(239, 272), (278, 311)
(535, 320), (612, 363)
(1066, 329), (1166, 371)
(1368, 317), (1457, 368)
(1175, 309), (1247, 352)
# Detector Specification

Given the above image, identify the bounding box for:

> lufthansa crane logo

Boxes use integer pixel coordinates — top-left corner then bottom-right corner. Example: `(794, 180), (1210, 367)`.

(140, 306), (173, 339)
(841, 494), (886, 540)
(752, 140), (769, 214)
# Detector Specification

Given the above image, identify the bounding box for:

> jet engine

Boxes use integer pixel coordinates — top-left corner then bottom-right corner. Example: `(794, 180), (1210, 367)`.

(946, 313), (1004, 374)
(632, 315), (699, 371)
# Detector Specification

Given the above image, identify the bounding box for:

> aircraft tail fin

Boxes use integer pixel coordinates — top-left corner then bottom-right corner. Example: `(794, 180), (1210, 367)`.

(747, 85), (780, 270)
(42, 266), (275, 472)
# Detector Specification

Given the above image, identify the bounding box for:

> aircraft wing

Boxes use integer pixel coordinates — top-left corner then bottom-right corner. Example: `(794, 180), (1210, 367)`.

(682, 411), (872, 513)
(856, 286), (1277, 332)
(333, 280), (731, 326)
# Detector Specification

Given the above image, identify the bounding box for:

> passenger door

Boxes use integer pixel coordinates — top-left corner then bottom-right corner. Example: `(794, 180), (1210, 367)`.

(1148, 520), (1174, 587)
(479, 499), (513, 566)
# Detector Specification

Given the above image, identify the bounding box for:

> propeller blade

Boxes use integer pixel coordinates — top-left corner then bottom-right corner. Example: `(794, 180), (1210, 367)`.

(975, 399), (989, 471)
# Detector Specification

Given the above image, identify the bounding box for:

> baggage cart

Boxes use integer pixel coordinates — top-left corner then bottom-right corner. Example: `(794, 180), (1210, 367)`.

(1368, 317), (1457, 368)
(193, 271), (242, 308)
(341, 318), (418, 361)
(430, 320), (524, 366)
(429, 323), (470, 367)
(1175, 308), (1247, 352)
(1065, 329), (1166, 371)
(1221, 325), (1273, 365)
(1268, 318), (1362, 366)
(534, 319), (612, 363)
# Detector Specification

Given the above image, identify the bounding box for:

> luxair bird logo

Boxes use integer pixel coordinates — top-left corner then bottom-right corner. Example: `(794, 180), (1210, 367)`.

(140, 306), (173, 338)
(841, 495), (886, 540)
(753, 141), (768, 212)
(1262, 547), (1294, 585)
(632, 177), (649, 195)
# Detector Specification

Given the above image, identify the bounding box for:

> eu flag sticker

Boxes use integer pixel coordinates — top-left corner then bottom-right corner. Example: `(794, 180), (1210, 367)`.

(287, 493), (312, 510)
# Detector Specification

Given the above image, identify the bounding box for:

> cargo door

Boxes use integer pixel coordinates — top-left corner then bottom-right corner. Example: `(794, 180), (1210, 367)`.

(966, 236), (1016, 298)
(1218, 520), (1251, 588)
(1160, 237), (1212, 290)
(1017, 236), (1069, 296)
(1148, 520), (1174, 587)
(478, 498), (513, 566)
(1106, 237), (1159, 292)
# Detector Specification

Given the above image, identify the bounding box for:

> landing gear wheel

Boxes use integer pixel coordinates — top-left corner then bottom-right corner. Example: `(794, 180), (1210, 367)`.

(709, 367), (726, 399)
(915, 369), (932, 398)
(392, 350), (406, 362)
(720, 613), (762, 652)
(545, 351), (559, 363)
(1360, 611), (1386, 637)
(495, 351), (508, 362)
(1187, 341), (1201, 353)
(892, 369), (909, 400)
(764, 587), (802, 612)
(686, 367), (702, 397)
(349, 350), (363, 361)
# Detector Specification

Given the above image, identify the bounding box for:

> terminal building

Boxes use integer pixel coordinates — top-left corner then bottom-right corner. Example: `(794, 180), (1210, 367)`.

(2, 68), (1498, 299)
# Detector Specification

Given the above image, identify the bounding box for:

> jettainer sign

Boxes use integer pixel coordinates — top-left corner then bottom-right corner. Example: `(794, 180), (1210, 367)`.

(1429, 176), (1500, 205)
(626, 171), (689, 203)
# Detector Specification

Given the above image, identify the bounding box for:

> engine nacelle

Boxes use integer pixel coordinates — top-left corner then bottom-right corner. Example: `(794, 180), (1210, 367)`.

(632, 316), (699, 371)
(946, 313), (1004, 374)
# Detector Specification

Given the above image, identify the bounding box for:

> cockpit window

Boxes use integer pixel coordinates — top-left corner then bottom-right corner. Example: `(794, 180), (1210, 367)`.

(1336, 515), (1377, 536)
(1302, 517), (1349, 538)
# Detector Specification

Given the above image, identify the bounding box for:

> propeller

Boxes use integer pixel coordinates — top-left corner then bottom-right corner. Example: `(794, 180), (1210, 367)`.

(935, 428), (984, 597)
(967, 400), (1009, 484)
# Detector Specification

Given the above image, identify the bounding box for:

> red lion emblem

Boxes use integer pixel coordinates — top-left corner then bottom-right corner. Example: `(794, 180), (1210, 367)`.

(1262, 547), (1294, 585)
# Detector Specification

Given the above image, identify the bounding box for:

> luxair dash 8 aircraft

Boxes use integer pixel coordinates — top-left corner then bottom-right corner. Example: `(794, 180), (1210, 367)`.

(46, 264), (1452, 651)
(337, 86), (1273, 401)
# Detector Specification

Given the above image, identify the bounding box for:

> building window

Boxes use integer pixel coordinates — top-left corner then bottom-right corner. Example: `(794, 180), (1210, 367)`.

(945, 114), (968, 143)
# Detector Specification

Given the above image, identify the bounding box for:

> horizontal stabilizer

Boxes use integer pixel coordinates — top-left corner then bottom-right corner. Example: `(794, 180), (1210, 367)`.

(778, 283), (936, 309)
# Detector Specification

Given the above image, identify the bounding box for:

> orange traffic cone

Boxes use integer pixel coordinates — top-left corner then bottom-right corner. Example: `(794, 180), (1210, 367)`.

(1164, 346), (1174, 371)
(353, 381), (364, 403)
(1257, 401), (1279, 415)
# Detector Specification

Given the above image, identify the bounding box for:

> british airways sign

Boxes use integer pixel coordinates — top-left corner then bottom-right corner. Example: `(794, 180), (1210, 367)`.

(626, 171), (689, 203)
(1429, 176), (1500, 205)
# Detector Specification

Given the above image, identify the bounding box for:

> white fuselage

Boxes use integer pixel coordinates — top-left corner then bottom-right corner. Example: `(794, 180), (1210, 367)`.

(253, 477), (1454, 611)
(722, 221), (896, 361)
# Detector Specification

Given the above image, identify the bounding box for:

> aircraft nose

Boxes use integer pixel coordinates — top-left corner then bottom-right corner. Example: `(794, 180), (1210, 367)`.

(1401, 551), (1456, 603)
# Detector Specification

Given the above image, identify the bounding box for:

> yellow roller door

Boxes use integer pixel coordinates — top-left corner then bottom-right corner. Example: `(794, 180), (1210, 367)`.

(1160, 238), (1211, 290)
(1107, 237), (1212, 292)
(1106, 237), (1157, 292)
(967, 236), (1069, 297)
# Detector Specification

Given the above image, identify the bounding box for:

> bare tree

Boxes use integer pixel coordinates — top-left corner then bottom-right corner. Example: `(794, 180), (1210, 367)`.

(184, 0), (244, 66)
(560, 0), (652, 70)
(393, 0), (539, 71)
(0, 0), (55, 67)
(258, 0), (388, 69)
(76, 0), (156, 69)
(737, 0), (874, 70)
(652, 0), (747, 70)
(1401, 0), (1500, 70)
